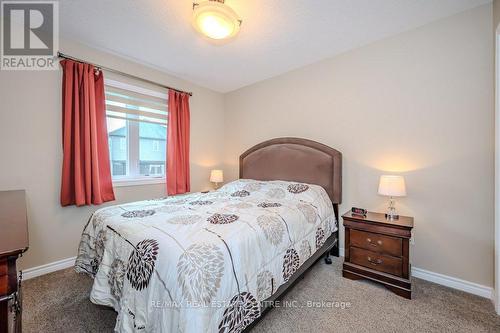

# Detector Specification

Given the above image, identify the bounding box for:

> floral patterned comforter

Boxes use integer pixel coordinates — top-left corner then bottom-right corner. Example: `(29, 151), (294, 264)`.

(75, 179), (336, 333)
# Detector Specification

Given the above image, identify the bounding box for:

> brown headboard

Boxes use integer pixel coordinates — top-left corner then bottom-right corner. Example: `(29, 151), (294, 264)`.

(239, 138), (342, 204)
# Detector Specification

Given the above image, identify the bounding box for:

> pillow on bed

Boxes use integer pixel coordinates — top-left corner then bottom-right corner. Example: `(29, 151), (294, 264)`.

(219, 179), (327, 201)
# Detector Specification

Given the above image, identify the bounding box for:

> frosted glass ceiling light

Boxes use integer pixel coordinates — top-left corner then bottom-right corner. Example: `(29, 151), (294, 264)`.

(192, 0), (242, 41)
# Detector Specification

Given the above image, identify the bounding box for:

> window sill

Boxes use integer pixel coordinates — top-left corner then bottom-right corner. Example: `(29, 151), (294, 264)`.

(112, 177), (165, 188)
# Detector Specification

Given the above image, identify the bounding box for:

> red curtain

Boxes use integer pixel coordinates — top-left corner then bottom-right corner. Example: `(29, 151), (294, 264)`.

(60, 59), (115, 206)
(167, 90), (191, 195)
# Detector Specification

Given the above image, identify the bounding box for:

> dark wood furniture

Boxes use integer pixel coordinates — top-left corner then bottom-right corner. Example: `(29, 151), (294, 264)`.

(342, 211), (413, 299)
(0, 191), (29, 333)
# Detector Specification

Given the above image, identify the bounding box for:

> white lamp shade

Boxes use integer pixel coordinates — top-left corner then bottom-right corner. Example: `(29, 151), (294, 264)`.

(378, 175), (406, 197)
(210, 170), (224, 183)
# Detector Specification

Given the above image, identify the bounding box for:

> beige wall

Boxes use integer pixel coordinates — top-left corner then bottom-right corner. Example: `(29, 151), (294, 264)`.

(494, 0), (500, 30)
(493, 0), (500, 310)
(224, 5), (494, 286)
(0, 39), (225, 270)
(0, 4), (494, 289)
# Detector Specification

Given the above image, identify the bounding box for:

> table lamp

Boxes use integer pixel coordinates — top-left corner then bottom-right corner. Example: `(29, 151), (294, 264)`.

(210, 169), (224, 189)
(378, 175), (406, 220)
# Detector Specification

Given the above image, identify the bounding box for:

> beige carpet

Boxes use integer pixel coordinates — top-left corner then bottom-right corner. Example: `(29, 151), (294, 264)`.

(23, 257), (500, 332)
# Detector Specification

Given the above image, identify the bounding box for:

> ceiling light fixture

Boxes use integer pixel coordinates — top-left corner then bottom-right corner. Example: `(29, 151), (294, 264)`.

(192, 0), (242, 41)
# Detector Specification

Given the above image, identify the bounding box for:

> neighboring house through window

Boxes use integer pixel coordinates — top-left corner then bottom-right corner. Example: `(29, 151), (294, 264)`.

(105, 79), (168, 184)
(120, 137), (126, 151)
(152, 140), (161, 152)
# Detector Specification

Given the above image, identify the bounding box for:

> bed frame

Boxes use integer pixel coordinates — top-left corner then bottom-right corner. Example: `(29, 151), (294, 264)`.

(239, 137), (342, 331)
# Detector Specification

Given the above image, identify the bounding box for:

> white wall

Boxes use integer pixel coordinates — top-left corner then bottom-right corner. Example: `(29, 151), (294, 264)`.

(0, 39), (225, 270)
(224, 5), (494, 287)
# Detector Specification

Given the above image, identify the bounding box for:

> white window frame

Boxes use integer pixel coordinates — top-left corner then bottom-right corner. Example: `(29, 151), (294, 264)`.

(105, 79), (168, 187)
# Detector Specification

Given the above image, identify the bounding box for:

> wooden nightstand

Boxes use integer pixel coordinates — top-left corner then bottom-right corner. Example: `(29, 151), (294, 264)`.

(342, 211), (414, 299)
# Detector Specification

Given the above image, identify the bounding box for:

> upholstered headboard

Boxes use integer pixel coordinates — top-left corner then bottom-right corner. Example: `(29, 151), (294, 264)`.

(239, 138), (342, 204)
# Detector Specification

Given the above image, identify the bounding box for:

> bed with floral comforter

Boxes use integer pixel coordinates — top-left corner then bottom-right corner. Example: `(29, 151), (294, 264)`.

(75, 179), (336, 333)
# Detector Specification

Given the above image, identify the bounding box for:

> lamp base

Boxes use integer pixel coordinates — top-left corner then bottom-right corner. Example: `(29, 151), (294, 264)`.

(385, 196), (400, 220)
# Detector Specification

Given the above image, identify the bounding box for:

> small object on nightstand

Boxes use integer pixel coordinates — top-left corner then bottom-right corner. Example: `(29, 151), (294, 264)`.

(378, 175), (406, 220)
(351, 207), (367, 217)
(210, 170), (224, 190)
(342, 210), (414, 299)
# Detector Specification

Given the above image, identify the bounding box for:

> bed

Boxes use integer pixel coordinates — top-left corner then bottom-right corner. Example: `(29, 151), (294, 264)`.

(75, 137), (342, 332)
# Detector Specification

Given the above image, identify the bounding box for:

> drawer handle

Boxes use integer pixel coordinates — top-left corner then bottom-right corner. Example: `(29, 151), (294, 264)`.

(366, 238), (383, 247)
(367, 256), (383, 265)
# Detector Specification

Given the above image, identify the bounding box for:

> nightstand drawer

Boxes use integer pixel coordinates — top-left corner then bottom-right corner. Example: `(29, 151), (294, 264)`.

(350, 247), (402, 276)
(0, 274), (7, 294)
(0, 261), (7, 276)
(350, 229), (402, 257)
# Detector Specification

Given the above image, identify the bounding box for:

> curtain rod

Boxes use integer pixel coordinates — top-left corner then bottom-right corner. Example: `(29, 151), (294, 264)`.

(57, 52), (193, 96)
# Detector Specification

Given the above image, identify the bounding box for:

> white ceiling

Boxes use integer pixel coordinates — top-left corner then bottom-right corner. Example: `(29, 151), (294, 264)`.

(60, 0), (491, 93)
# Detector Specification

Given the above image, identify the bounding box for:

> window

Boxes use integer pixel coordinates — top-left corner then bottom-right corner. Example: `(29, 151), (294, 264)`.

(105, 79), (167, 185)
(148, 164), (164, 176)
(152, 140), (161, 152)
(119, 137), (126, 151)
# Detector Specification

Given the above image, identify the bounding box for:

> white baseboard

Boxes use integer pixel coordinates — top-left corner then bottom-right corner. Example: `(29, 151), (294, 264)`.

(338, 247), (493, 299)
(411, 267), (493, 299)
(496, 291), (500, 315)
(22, 251), (494, 300)
(22, 256), (76, 280)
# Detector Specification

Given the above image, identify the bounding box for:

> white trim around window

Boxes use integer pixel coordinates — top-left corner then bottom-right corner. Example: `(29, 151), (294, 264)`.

(112, 177), (166, 187)
(105, 77), (168, 187)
